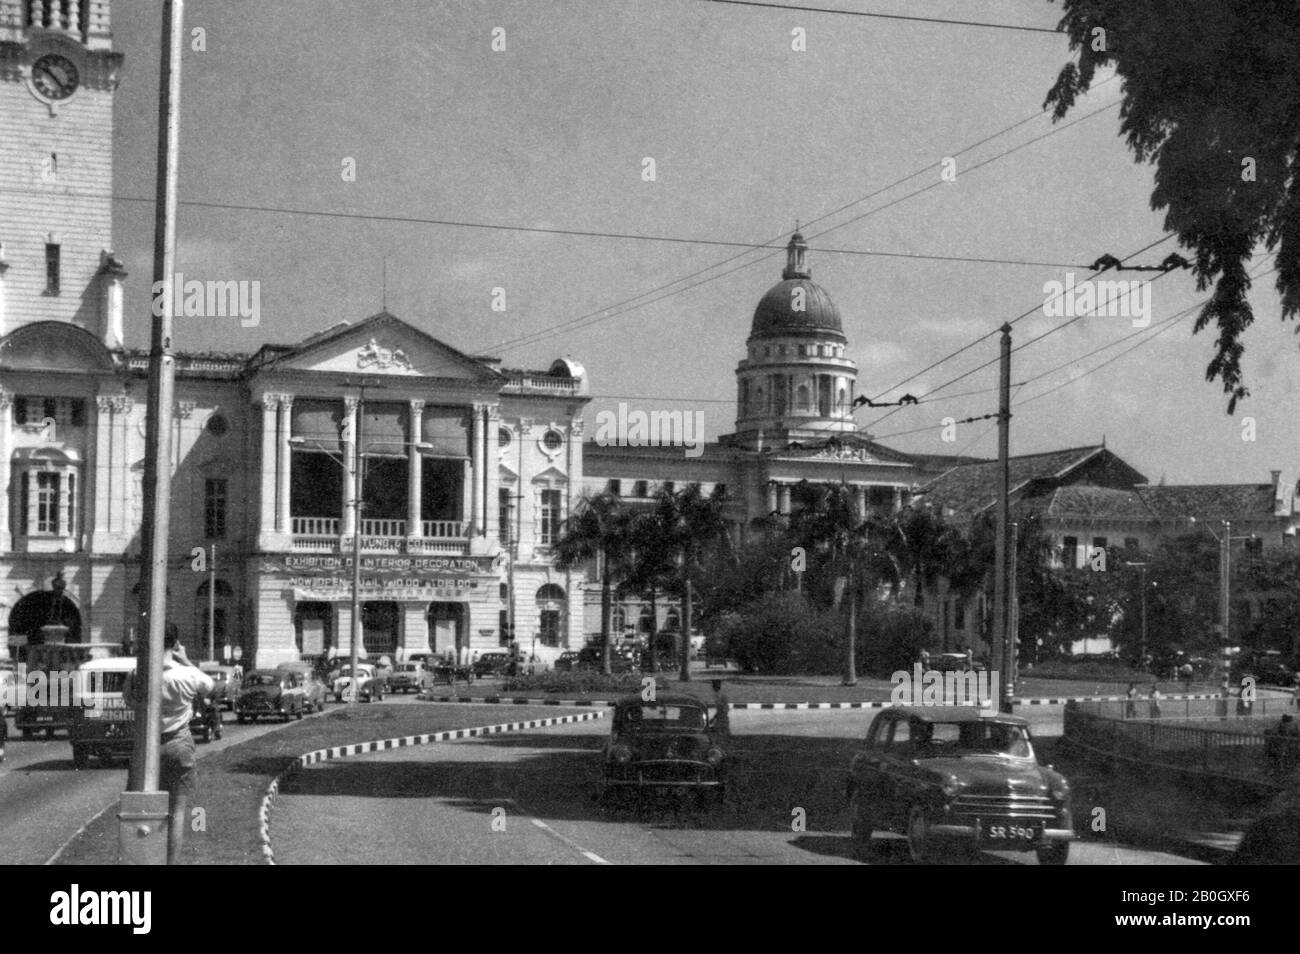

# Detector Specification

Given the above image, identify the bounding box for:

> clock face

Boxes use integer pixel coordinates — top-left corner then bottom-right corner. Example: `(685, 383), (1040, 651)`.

(32, 54), (80, 101)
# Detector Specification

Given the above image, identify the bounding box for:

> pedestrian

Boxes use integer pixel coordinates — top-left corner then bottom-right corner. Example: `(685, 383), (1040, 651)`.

(1180, 662), (1194, 694)
(710, 679), (731, 738)
(1148, 683), (1162, 719)
(0, 703), (7, 764)
(1124, 682), (1138, 719)
(919, 648), (931, 671)
(124, 626), (214, 865)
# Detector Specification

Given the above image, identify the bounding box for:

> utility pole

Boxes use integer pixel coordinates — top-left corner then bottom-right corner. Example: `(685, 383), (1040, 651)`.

(123, 0), (184, 864)
(992, 324), (1013, 713)
(1220, 521), (1231, 684)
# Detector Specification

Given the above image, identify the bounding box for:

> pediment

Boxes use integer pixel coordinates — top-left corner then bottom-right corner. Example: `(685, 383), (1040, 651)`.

(271, 312), (501, 382)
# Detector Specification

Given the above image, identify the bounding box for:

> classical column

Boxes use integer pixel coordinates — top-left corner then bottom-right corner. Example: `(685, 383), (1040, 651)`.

(407, 399), (424, 539)
(894, 486), (904, 512)
(777, 482), (791, 515)
(342, 396), (358, 537)
(112, 396), (131, 533)
(92, 396), (113, 537)
(854, 485), (867, 521)
(0, 389), (11, 549)
(258, 394), (278, 537)
(766, 481), (777, 514)
(276, 395), (293, 534)
(470, 403), (486, 535)
(485, 405), (502, 540)
(58, 464), (73, 538)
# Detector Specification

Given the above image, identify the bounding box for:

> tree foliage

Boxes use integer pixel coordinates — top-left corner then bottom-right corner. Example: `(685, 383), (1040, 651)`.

(1046, 0), (1300, 411)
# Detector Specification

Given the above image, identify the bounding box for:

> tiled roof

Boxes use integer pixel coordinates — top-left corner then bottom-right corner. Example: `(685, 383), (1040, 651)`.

(1136, 484), (1276, 519)
(917, 445), (1106, 514)
(1042, 485), (1152, 520)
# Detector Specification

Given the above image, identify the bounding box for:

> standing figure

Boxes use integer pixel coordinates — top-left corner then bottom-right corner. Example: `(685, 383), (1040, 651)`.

(1148, 683), (1163, 719)
(1124, 682), (1138, 719)
(710, 679), (731, 738)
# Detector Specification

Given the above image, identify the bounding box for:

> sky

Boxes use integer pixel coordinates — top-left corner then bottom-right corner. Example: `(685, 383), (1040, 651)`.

(106, 0), (1300, 487)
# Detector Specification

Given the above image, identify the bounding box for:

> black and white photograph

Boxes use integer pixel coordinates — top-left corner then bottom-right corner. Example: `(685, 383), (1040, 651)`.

(0, 0), (1295, 915)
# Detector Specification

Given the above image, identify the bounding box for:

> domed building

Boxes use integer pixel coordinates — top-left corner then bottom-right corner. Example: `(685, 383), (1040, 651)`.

(732, 232), (859, 449)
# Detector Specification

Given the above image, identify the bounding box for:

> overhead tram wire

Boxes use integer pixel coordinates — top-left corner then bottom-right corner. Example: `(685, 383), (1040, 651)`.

(870, 260), (1279, 442)
(693, 0), (1060, 34)
(860, 233), (1177, 430)
(490, 98), (1124, 358)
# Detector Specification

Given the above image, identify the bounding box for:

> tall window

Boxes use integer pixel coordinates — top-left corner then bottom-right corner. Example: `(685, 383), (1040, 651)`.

(1062, 536), (1079, 570)
(204, 478), (228, 539)
(498, 488), (512, 544)
(539, 610), (561, 647)
(499, 609), (512, 647)
(538, 489), (562, 545)
(36, 472), (59, 533)
(45, 244), (60, 295)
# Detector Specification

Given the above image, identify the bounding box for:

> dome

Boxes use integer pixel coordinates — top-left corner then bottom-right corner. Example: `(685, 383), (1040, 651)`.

(750, 278), (844, 341)
(747, 231), (845, 342)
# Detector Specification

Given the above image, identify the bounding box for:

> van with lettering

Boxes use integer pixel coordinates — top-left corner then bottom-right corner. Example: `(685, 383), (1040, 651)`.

(68, 656), (137, 769)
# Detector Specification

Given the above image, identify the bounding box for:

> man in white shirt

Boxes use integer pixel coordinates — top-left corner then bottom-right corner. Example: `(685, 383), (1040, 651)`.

(126, 626), (213, 864)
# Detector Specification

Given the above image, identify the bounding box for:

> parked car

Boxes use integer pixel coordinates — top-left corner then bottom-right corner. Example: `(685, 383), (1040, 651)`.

(199, 663), (242, 711)
(276, 661), (327, 712)
(331, 664), (384, 703)
(189, 692), (224, 743)
(925, 652), (985, 673)
(598, 694), (726, 810)
(846, 706), (1074, 864)
(577, 644), (637, 674)
(388, 662), (423, 693)
(68, 657), (137, 769)
(237, 670), (305, 723)
(472, 652), (511, 678)
(553, 651), (581, 673)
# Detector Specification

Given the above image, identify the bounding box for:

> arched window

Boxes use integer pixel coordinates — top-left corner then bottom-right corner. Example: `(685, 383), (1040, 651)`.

(612, 605), (626, 632)
(536, 584), (567, 647)
(796, 384), (811, 411)
(638, 606), (654, 633)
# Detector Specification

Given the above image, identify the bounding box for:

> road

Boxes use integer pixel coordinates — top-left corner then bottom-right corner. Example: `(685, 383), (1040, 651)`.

(0, 705), (320, 865)
(270, 708), (1200, 865)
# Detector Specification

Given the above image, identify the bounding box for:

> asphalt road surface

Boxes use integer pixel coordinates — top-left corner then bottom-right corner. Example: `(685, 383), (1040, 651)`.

(271, 709), (1201, 865)
(0, 706), (320, 865)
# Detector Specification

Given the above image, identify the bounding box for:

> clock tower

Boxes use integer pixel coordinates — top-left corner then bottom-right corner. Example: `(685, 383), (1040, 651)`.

(0, 0), (124, 347)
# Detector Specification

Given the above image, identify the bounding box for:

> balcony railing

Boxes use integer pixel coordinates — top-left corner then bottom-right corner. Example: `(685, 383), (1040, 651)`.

(289, 516), (469, 554)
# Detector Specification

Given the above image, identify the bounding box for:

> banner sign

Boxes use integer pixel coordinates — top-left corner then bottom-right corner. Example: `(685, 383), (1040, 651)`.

(263, 555), (499, 576)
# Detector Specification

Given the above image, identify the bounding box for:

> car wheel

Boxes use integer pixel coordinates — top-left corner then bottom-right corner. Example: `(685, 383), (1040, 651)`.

(214, 718), (223, 741)
(1036, 842), (1070, 866)
(21, 728), (34, 739)
(72, 744), (89, 770)
(906, 804), (934, 864)
(202, 723), (212, 744)
(849, 791), (874, 849)
(295, 706), (303, 720)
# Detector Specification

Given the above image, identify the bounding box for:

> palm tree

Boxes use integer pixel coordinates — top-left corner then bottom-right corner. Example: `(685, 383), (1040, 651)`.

(791, 482), (903, 685)
(655, 484), (730, 682)
(553, 491), (631, 675)
(621, 506), (676, 674)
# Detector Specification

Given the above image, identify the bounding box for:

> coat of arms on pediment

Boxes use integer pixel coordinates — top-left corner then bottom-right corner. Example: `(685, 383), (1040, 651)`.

(357, 338), (413, 371)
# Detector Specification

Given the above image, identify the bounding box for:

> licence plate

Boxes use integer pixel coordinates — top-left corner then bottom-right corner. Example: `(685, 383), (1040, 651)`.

(94, 708), (134, 721)
(981, 821), (1041, 843)
(34, 715), (53, 722)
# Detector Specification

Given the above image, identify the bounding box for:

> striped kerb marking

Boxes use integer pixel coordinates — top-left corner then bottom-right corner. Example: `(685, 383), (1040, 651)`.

(258, 710), (605, 865)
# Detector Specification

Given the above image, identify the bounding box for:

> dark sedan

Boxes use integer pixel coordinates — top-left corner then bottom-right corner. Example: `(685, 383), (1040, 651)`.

(237, 670), (305, 723)
(598, 694), (726, 810)
(846, 706), (1074, 864)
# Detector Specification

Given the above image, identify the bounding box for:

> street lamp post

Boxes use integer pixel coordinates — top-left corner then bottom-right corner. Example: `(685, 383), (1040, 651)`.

(1189, 518), (1256, 690)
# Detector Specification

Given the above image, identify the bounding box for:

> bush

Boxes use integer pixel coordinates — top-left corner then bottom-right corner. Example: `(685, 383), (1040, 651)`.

(724, 592), (839, 674)
(856, 603), (933, 677)
(501, 670), (643, 696)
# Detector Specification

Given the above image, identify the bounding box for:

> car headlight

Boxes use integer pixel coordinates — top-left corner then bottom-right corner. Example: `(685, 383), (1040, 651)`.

(940, 776), (963, 798)
(610, 744), (633, 763)
(1049, 778), (1070, 802)
(705, 747), (724, 765)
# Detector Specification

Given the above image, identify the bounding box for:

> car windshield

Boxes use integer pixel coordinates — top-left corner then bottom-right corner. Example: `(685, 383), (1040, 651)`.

(914, 721), (1032, 758)
(245, 674), (281, 688)
(621, 704), (706, 729)
(339, 667), (368, 677)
